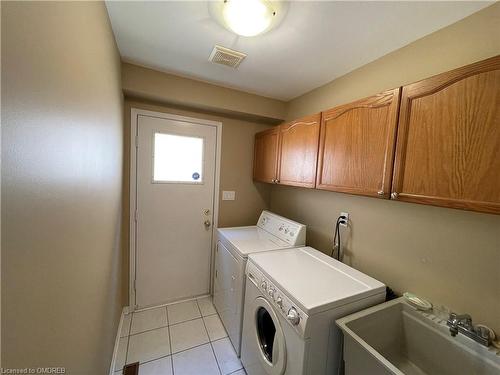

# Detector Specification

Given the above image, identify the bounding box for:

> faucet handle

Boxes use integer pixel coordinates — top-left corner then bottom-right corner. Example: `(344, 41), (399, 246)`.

(449, 312), (472, 324)
(447, 312), (491, 347)
(449, 324), (459, 337)
(447, 312), (473, 334)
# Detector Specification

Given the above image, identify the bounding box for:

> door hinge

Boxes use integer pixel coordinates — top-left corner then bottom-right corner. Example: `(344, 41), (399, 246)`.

(134, 279), (137, 291)
(134, 209), (138, 222)
(215, 270), (218, 279)
(135, 135), (138, 148)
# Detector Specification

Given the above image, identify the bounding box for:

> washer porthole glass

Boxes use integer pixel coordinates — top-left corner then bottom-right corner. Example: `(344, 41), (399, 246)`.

(256, 306), (276, 363)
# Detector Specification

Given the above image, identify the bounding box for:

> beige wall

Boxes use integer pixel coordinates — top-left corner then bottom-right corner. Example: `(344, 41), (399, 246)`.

(122, 99), (272, 304)
(1, 2), (123, 374)
(271, 3), (500, 334)
(0, 5), (2, 368)
(0, 2), (2, 367)
(123, 63), (286, 123)
(287, 2), (500, 120)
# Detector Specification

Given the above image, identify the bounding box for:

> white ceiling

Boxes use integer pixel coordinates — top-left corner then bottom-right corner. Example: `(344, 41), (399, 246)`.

(106, 1), (491, 101)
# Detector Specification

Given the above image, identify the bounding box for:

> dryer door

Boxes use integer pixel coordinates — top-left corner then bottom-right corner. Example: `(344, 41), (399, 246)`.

(251, 296), (286, 375)
(213, 240), (245, 353)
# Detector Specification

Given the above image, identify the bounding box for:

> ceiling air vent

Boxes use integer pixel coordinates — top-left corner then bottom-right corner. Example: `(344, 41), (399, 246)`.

(209, 45), (246, 68)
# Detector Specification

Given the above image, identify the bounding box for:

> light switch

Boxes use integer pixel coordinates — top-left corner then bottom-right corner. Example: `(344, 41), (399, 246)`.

(222, 191), (236, 200)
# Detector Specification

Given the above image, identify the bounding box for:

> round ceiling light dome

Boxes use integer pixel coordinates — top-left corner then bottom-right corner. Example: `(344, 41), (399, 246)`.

(209, 0), (288, 37)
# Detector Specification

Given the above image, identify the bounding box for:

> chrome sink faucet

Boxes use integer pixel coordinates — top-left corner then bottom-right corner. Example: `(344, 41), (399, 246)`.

(447, 312), (491, 347)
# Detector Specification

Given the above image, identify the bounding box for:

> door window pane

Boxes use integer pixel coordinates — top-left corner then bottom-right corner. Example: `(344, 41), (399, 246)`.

(153, 133), (204, 183)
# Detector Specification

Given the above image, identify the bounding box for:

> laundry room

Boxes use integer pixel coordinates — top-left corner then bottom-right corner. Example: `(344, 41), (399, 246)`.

(1, 1), (499, 375)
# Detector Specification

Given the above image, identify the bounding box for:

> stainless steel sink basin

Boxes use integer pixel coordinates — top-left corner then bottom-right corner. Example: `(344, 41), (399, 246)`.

(336, 297), (500, 375)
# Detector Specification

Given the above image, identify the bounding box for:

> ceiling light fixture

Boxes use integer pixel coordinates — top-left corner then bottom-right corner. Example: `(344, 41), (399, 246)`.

(209, 0), (288, 37)
(224, 0), (274, 37)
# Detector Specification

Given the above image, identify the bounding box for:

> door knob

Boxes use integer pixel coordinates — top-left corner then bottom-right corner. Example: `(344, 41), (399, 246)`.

(204, 220), (212, 228)
(391, 192), (399, 199)
(203, 209), (210, 215)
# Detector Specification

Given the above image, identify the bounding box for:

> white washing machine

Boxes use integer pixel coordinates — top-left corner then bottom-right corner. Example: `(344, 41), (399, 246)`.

(214, 211), (306, 356)
(241, 247), (386, 375)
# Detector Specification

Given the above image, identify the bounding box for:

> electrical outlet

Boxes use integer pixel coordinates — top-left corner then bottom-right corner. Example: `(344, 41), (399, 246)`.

(340, 212), (349, 227)
(222, 191), (236, 201)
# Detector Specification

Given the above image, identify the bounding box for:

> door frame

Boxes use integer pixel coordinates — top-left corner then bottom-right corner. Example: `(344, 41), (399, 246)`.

(129, 108), (222, 310)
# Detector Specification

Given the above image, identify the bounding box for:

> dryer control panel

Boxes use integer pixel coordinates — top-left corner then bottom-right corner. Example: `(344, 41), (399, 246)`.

(257, 211), (306, 246)
(247, 261), (309, 338)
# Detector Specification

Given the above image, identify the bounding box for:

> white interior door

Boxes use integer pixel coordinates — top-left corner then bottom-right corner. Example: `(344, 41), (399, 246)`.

(134, 113), (218, 308)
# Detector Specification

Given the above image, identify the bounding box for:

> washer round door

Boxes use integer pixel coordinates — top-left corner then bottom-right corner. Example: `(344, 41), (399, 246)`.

(251, 296), (286, 375)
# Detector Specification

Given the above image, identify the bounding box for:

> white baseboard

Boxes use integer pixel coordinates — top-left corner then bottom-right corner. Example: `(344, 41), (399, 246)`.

(109, 306), (129, 375)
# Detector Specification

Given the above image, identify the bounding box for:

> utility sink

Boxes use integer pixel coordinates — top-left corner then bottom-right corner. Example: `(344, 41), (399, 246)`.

(336, 297), (500, 375)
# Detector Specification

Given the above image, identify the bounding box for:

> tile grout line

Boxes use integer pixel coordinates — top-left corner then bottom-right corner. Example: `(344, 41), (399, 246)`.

(120, 300), (228, 373)
(123, 341), (220, 370)
(133, 318), (211, 356)
(167, 300), (216, 327)
(132, 354), (171, 369)
(166, 305), (175, 375)
(197, 298), (223, 375)
(123, 312), (134, 369)
(210, 334), (244, 374)
(127, 324), (170, 337)
(125, 312), (133, 337)
(131, 341), (217, 369)
(125, 311), (219, 338)
(125, 308), (172, 370)
(205, 305), (243, 374)
(172, 341), (213, 356)
(122, 312), (132, 371)
(133, 294), (211, 313)
(168, 313), (211, 327)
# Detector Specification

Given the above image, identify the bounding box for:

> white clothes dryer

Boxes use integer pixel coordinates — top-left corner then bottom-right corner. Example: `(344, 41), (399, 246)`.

(214, 211), (306, 356)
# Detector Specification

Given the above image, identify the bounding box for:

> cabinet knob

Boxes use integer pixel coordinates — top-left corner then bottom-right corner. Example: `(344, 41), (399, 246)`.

(276, 179), (280, 184)
(377, 190), (384, 196)
(391, 192), (399, 199)
(271, 179), (276, 183)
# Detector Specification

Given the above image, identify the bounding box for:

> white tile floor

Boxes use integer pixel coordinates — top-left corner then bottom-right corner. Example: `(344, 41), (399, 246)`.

(115, 296), (245, 375)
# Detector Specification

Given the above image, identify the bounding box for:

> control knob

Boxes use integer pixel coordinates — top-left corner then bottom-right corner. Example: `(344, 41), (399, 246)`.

(287, 307), (300, 326)
(275, 296), (283, 309)
(261, 281), (267, 290)
(268, 288), (274, 298)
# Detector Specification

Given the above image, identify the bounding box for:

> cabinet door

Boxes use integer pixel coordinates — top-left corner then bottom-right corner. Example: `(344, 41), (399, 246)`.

(392, 56), (500, 214)
(316, 88), (400, 197)
(278, 113), (321, 188)
(253, 127), (280, 183)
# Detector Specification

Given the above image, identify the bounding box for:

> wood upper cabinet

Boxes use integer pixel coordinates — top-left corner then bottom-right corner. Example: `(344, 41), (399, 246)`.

(278, 114), (321, 188)
(316, 88), (401, 197)
(392, 55), (500, 214)
(253, 127), (280, 183)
